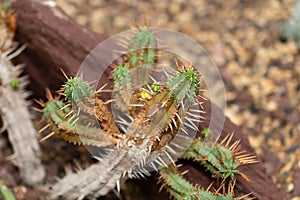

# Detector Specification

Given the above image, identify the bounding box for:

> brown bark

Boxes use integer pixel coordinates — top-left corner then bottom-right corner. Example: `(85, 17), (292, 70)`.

(11, 0), (107, 98)
(11, 0), (286, 199)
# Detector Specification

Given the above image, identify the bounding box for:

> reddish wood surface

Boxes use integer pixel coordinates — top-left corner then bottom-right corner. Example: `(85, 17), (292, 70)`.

(11, 0), (107, 98)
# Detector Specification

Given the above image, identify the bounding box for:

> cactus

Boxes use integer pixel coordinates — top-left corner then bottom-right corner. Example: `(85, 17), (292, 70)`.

(181, 132), (257, 181)
(159, 130), (257, 200)
(125, 26), (157, 67)
(0, 3), (45, 185)
(39, 24), (256, 199)
(159, 167), (238, 200)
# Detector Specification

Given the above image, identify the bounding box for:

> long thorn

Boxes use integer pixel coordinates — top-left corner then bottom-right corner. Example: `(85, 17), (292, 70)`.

(40, 132), (56, 142)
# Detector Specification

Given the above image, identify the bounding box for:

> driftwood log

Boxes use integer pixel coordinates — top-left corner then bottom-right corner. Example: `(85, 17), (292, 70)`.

(11, 0), (286, 199)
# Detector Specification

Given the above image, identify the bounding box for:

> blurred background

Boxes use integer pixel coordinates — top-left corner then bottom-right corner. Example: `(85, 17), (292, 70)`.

(55, 0), (300, 199)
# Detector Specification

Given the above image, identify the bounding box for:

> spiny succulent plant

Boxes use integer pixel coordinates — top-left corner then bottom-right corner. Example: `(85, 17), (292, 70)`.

(159, 129), (257, 200)
(125, 26), (157, 67)
(38, 24), (257, 199)
(181, 132), (256, 181)
(159, 166), (239, 200)
(0, 2), (45, 185)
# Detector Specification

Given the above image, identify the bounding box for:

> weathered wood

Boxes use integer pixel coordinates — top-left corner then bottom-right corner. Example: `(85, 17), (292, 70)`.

(10, 0), (287, 199)
(11, 0), (107, 99)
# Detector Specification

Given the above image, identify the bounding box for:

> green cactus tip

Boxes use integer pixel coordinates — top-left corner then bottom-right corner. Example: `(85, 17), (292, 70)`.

(113, 64), (132, 89)
(62, 77), (94, 103)
(10, 79), (20, 89)
(2, 3), (9, 12)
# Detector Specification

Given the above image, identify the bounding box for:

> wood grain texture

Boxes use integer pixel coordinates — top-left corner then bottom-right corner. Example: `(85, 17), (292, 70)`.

(11, 0), (107, 98)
